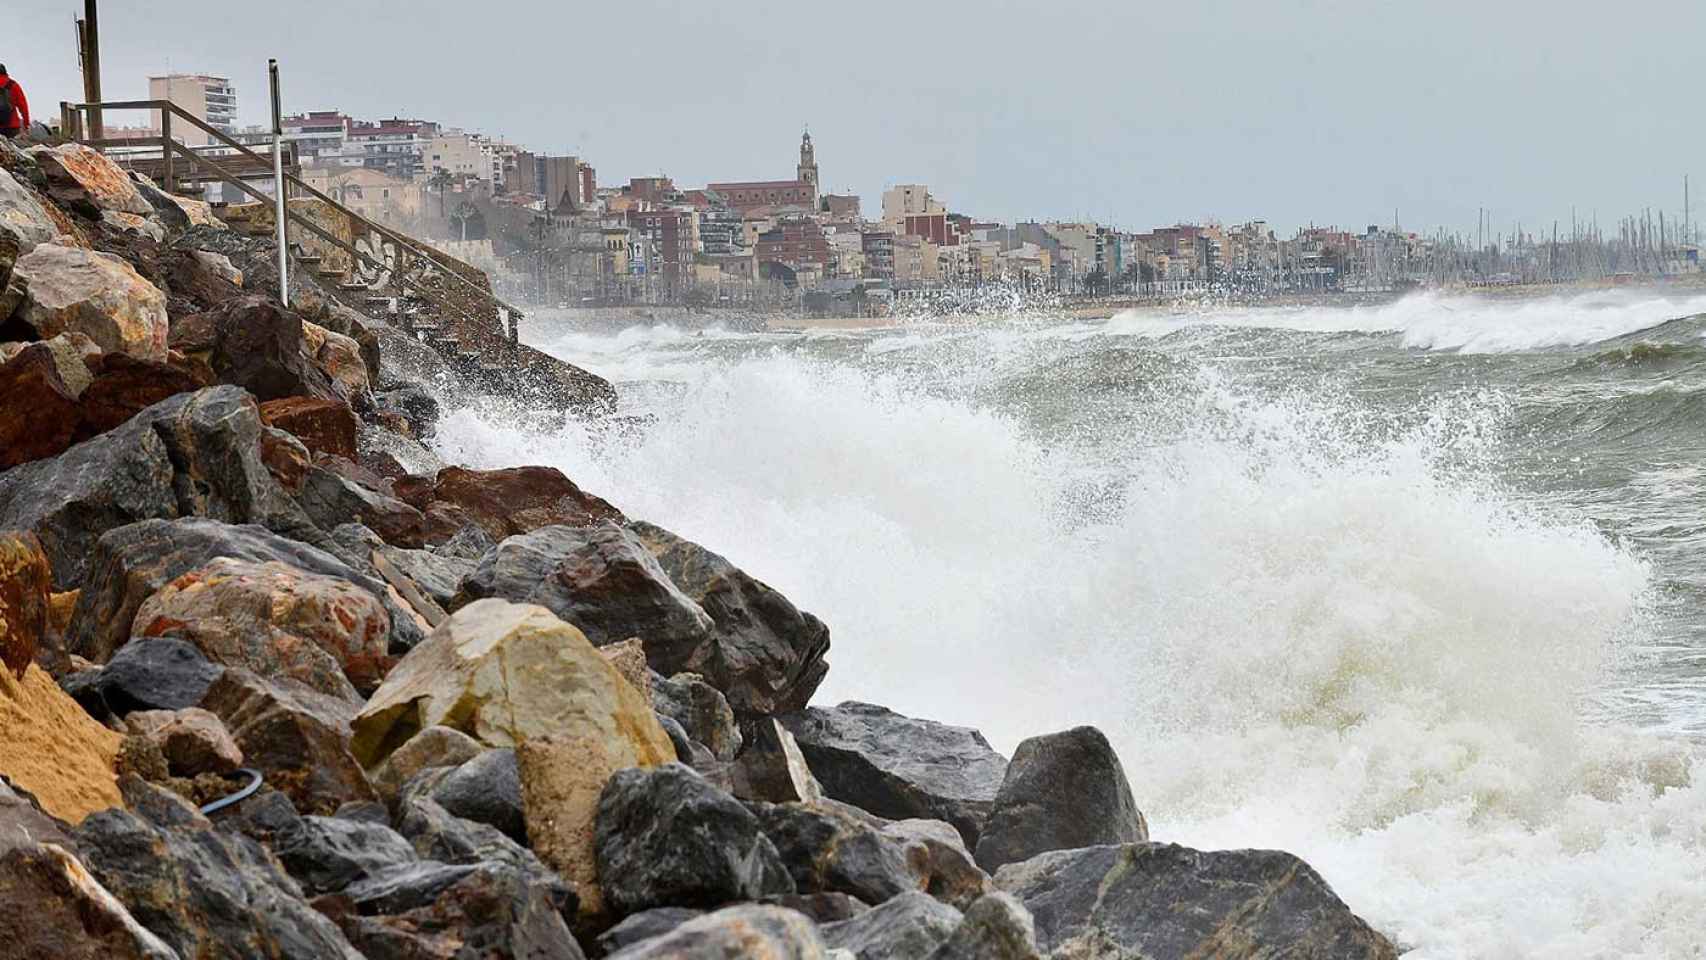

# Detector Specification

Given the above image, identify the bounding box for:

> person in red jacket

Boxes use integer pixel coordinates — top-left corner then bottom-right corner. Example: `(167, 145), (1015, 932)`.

(0, 65), (30, 138)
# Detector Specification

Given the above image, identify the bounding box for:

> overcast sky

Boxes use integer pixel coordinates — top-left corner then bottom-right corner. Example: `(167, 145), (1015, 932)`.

(13, 0), (1705, 238)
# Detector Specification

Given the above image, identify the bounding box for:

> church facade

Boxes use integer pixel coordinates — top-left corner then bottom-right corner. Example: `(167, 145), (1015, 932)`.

(709, 131), (820, 212)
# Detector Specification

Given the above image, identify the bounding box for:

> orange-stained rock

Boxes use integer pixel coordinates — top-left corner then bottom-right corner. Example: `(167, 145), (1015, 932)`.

(258, 426), (312, 493)
(0, 340), (204, 471)
(27, 143), (153, 216)
(259, 395), (358, 461)
(12, 243), (169, 361)
(0, 531), (52, 679)
(124, 707), (243, 777)
(0, 342), (83, 471)
(400, 465), (624, 543)
(300, 321), (370, 403)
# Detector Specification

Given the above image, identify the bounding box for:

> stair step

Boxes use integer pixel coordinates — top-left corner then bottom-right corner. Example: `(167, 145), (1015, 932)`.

(313, 267), (344, 278)
(295, 255), (323, 266)
(338, 282), (368, 292)
(408, 322), (441, 335)
(429, 337), (460, 352)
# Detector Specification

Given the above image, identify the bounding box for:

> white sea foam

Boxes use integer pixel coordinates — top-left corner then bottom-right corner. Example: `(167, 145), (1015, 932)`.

(1105, 288), (1706, 353)
(435, 313), (1706, 958)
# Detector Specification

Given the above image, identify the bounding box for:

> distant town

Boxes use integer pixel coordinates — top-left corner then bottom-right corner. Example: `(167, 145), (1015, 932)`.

(92, 72), (1706, 316)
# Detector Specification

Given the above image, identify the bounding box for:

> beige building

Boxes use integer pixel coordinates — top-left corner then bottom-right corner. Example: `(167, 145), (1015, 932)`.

(892, 234), (940, 282)
(423, 130), (493, 180)
(148, 74), (237, 147)
(882, 184), (945, 224)
(304, 166), (423, 228)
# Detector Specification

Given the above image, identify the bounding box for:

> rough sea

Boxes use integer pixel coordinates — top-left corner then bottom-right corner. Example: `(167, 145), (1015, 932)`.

(438, 288), (1706, 958)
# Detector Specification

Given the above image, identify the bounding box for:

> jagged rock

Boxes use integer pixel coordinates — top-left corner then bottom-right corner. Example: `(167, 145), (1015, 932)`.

(73, 351), (208, 436)
(732, 717), (820, 804)
(312, 304), (381, 387)
(994, 844), (1399, 960)
(124, 707), (243, 776)
(374, 545), (472, 610)
(601, 637), (652, 700)
(597, 907), (704, 956)
(301, 320), (370, 403)
(749, 800), (917, 906)
(0, 388), (318, 593)
(258, 426), (311, 492)
(260, 395), (358, 460)
(334, 801), (390, 825)
(883, 819), (990, 911)
(167, 296), (338, 402)
(218, 787), (302, 845)
(655, 715), (721, 781)
(72, 636), (221, 718)
(430, 748), (526, 845)
(11, 243), (169, 359)
(764, 892), (870, 923)
(132, 557), (391, 699)
(397, 465), (623, 543)
(0, 530), (50, 678)
(394, 795), (573, 914)
(780, 702), (1007, 849)
(333, 860), (480, 915)
(820, 890), (962, 960)
(359, 424), (444, 481)
(595, 763), (794, 916)
(0, 841), (181, 960)
(603, 904), (827, 960)
(374, 383), (439, 439)
(927, 892), (1040, 960)
(351, 598), (673, 766)
(198, 667), (376, 814)
(434, 522), (496, 561)
(652, 672), (742, 762)
(0, 776), (71, 853)
(27, 144), (153, 216)
(191, 250), (241, 285)
(101, 210), (166, 244)
(370, 725), (483, 804)
(322, 860), (585, 960)
(973, 726), (1147, 873)
(296, 465), (426, 549)
(73, 785), (365, 959)
(0, 167), (58, 253)
(630, 521), (830, 719)
(66, 516), (424, 666)
(272, 814), (419, 896)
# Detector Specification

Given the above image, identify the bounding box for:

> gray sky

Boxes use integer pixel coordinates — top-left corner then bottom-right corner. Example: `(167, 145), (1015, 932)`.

(13, 0), (1705, 238)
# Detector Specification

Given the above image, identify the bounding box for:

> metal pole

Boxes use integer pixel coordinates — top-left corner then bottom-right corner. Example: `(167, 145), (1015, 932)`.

(270, 59), (289, 308)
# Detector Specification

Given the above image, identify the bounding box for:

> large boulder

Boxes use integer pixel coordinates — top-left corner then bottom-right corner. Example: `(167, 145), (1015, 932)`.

(68, 636), (221, 719)
(456, 523), (713, 654)
(123, 707), (243, 777)
(0, 387), (318, 593)
(973, 726), (1147, 873)
(394, 795), (573, 912)
(132, 557), (391, 699)
(198, 667), (376, 814)
(73, 781), (365, 959)
(321, 859), (586, 960)
(259, 395), (357, 460)
(819, 890), (962, 960)
(928, 892), (1041, 960)
(66, 517), (424, 667)
(426, 748), (526, 845)
(994, 844), (1399, 960)
(630, 521), (830, 718)
(0, 167), (58, 253)
(652, 671), (742, 761)
(0, 530), (51, 678)
(749, 800), (918, 906)
(0, 841), (181, 960)
(396, 465), (623, 543)
(26, 144), (153, 217)
(595, 763), (795, 915)
(369, 724), (482, 804)
(295, 466), (426, 549)
(730, 717), (820, 804)
(780, 702), (1007, 849)
(604, 904), (828, 960)
(11, 243), (168, 359)
(168, 296), (337, 402)
(597, 907), (704, 956)
(271, 814), (419, 896)
(300, 321), (370, 403)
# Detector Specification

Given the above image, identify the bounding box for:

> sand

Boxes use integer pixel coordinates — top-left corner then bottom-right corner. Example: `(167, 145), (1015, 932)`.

(0, 663), (122, 823)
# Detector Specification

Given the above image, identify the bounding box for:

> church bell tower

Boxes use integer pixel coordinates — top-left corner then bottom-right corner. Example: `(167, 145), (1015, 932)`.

(798, 129), (819, 204)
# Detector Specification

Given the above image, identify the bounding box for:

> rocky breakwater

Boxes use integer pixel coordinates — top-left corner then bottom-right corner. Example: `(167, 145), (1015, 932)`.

(0, 133), (1397, 959)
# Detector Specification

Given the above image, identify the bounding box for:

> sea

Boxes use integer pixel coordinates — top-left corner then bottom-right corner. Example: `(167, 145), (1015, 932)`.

(436, 287), (1706, 958)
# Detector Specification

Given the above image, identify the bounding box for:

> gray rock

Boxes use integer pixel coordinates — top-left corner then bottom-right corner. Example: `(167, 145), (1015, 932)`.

(198, 667), (376, 815)
(457, 524), (714, 664)
(819, 891), (962, 960)
(369, 724), (483, 804)
(762, 891), (870, 923)
(337, 861), (482, 915)
(994, 843), (1398, 960)
(394, 795), (575, 917)
(378, 544), (472, 609)
(0, 840), (182, 960)
(780, 702), (1007, 849)
(271, 815), (418, 895)
(595, 907), (704, 956)
(0, 776), (69, 856)
(629, 520), (831, 719)
(0, 167), (58, 253)
(331, 801), (389, 825)
(606, 904), (828, 960)
(882, 819), (990, 911)
(652, 672), (742, 761)
(295, 466), (425, 549)
(595, 763), (794, 915)
(656, 714), (720, 774)
(329, 860), (587, 960)
(973, 726), (1147, 873)
(927, 892), (1040, 960)
(732, 717), (822, 804)
(431, 748), (526, 845)
(433, 522), (496, 561)
(750, 801), (917, 906)
(73, 637), (222, 718)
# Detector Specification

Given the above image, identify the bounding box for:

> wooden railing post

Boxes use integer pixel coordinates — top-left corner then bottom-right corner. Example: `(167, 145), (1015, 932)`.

(160, 110), (174, 194)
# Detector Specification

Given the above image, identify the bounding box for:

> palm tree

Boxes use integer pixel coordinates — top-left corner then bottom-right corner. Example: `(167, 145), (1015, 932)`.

(428, 170), (452, 218)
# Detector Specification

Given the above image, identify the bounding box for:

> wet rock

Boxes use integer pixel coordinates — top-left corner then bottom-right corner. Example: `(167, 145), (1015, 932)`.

(652, 672), (742, 762)
(351, 598), (673, 766)
(927, 892), (1040, 960)
(272, 814), (419, 896)
(731, 717), (820, 804)
(296, 465), (426, 549)
(0, 167), (59, 252)
(133, 557), (390, 698)
(258, 425), (311, 493)
(168, 296), (337, 402)
(595, 762), (794, 915)
(124, 707), (243, 776)
(370, 724), (483, 804)
(27, 144), (153, 216)
(73, 352), (208, 437)
(597, 907), (704, 956)
(883, 819), (990, 911)
(198, 666), (376, 814)
(456, 526), (713, 666)
(819, 890), (962, 960)
(749, 800), (917, 906)
(374, 383), (439, 439)
(260, 395), (358, 460)
(324, 860), (585, 960)
(780, 702), (1007, 849)
(994, 843), (1399, 960)
(0, 841), (181, 960)
(430, 748), (526, 845)
(75, 636), (221, 717)
(399, 465), (623, 543)
(0, 530), (51, 679)
(630, 521), (830, 719)
(433, 522), (496, 561)
(67, 516), (423, 666)
(73, 798), (364, 959)
(603, 904), (827, 960)
(0, 388), (317, 593)
(301, 320), (370, 403)
(12, 243), (169, 359)
(973, 725), (1147, 873)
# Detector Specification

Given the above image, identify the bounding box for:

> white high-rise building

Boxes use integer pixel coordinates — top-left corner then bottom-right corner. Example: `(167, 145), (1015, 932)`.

(148, 73), (237, 147)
